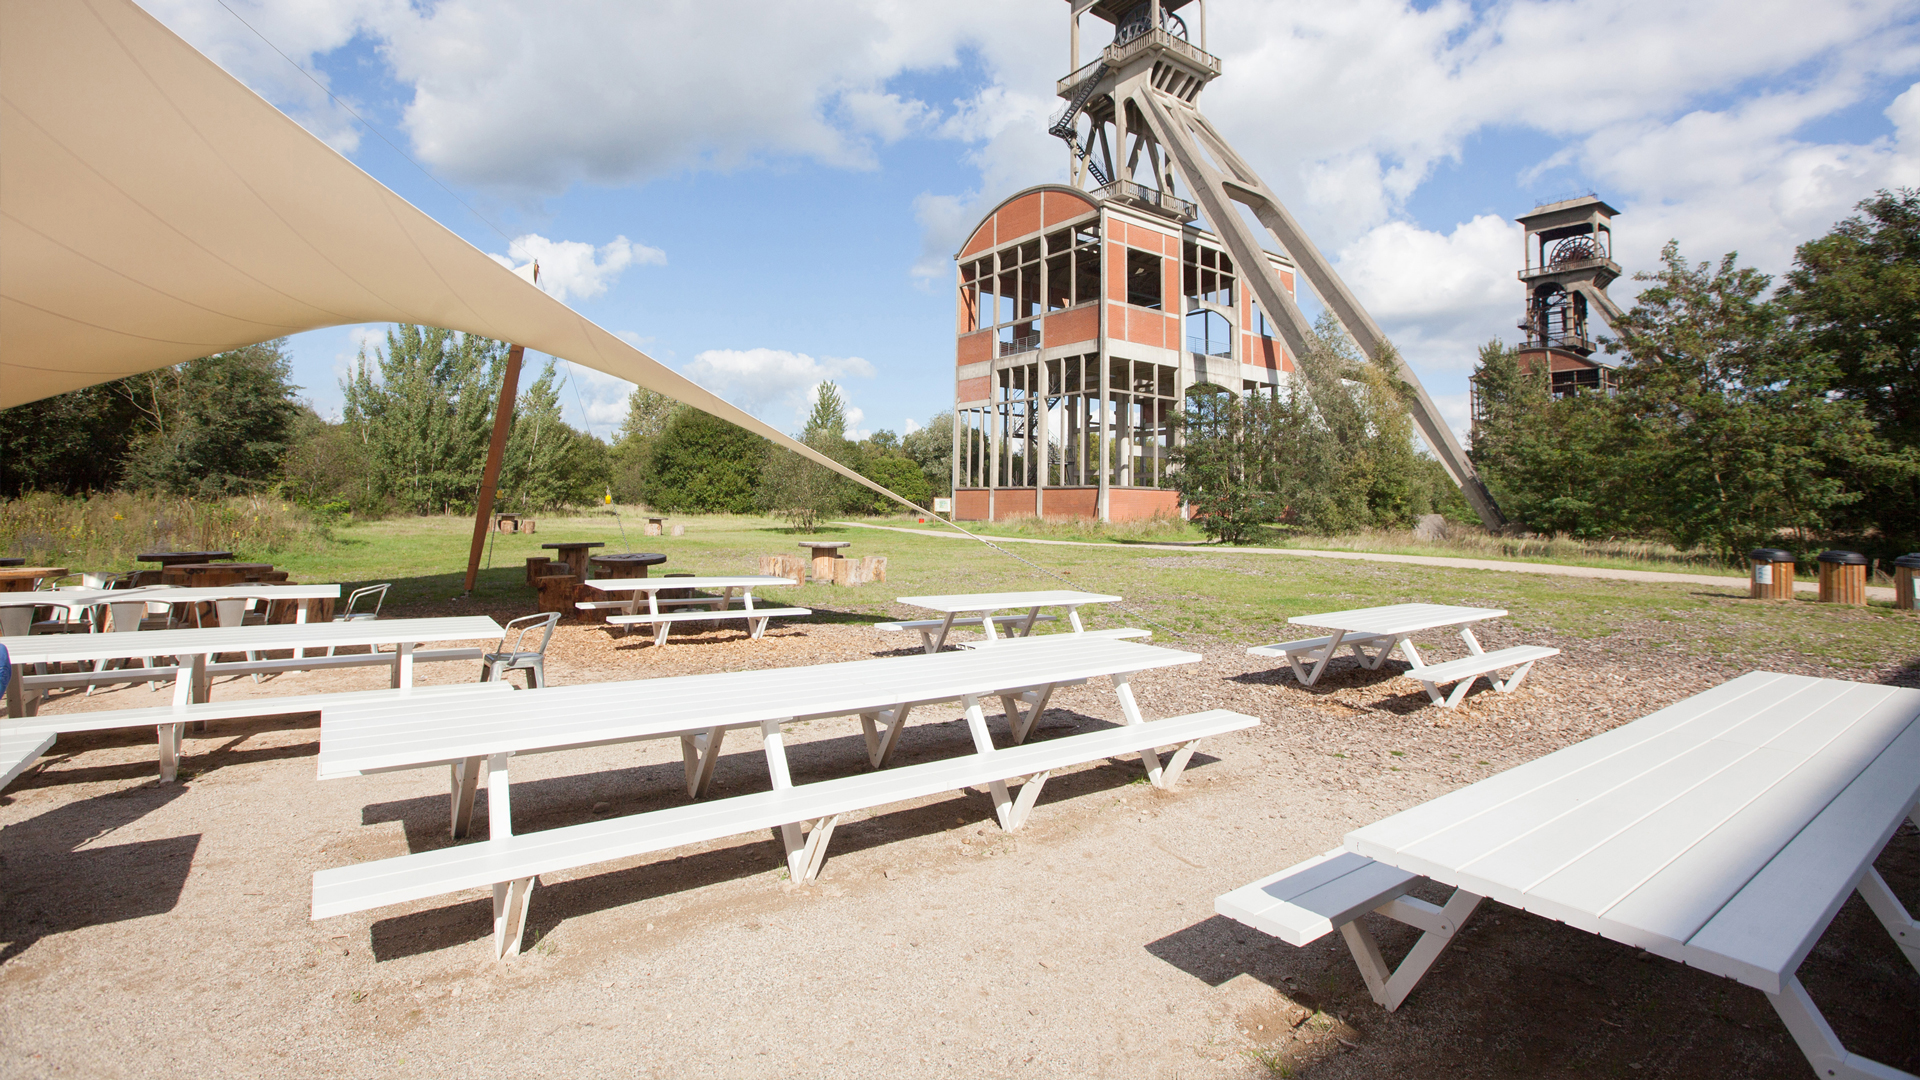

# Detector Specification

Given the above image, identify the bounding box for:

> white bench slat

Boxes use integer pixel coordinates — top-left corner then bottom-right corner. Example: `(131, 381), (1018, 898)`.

(313, 708), (1257, 922)
(4, 682), (514, 739)
(605, 607), (810, 626)
(1216, 849), (1421, 946)
(1404, 645), (1558, 708)
(957, 627), (1150, 649)
(0, 730), (55, 791)
(875, 614), (1061, 633)
(1246, 632), (1389, 658)
(1406, 646), (1559, 686)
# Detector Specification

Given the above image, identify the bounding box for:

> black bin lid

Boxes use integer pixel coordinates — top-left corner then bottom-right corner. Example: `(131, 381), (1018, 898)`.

(1817, 549), (1867, 565)
(1748, 548), (1794, 562)
(1894, 553), (1920, 569)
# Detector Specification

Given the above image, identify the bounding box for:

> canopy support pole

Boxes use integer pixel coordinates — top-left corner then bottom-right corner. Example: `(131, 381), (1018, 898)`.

(464, 344), (525, 595)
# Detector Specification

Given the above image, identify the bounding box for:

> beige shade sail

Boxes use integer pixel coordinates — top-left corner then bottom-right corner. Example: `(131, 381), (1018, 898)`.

(0, 0), (919, 509)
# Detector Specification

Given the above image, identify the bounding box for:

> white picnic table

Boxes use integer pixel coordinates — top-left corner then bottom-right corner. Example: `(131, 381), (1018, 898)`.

(2, 615), (501, 717)
(887, 589), (1125, 653)
(0, 583), (340, 635)
(1250, 603), (1506, 686)
(317, 634), (1200, 840)
(580, 574), (806, 645)
(1220, 670), (1920, 1080)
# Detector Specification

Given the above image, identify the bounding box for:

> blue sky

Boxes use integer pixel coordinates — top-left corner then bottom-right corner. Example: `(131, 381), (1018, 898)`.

(140, 0), (1920, 445)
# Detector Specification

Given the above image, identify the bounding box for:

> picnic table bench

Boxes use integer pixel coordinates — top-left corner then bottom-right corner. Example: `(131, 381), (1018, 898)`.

(316, 707), (1256, 958)
(1248, 603), (1556, 708)
(1216, 671), (1920, 1080)
(882, 590), (1124, 653)
(580, 575), (807, 645)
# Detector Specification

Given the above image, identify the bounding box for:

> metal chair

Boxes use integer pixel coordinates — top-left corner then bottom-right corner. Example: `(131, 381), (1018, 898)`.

(327, 583), (389, 656)
(480, 612), (560, 689)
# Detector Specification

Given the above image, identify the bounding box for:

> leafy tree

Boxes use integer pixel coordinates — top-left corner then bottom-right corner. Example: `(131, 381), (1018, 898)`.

(1469, 339), (1636, 537)
(341, 326), (505, 514)
(641, 408), (767, 513)
(1170, 384), (1272, 543)
(901, 413), (954, 496)
(499, 361), (606, 511)
(1607, 242), (1887, 556)
(804, 381), (850, 442)
(281, 407), (377, 516)
(119, 340), (300, 496)
(608, 386), (683, 505)
(1777, 188), (1920, 551)
(0, 381), (143, 496)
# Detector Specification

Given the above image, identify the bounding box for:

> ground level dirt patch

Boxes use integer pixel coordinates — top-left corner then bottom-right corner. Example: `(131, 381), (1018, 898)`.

(1, 614), (1914, 1079)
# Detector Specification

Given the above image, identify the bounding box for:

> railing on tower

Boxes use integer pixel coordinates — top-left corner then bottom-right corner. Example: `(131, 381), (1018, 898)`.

(1093, 179), (1198, 222)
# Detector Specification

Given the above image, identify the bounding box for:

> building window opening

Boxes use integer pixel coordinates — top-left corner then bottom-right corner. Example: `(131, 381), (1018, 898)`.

(1186, 309), (1231, 357)
(1126, 247), (1162, 309)
(1182, 243), (1234, 308)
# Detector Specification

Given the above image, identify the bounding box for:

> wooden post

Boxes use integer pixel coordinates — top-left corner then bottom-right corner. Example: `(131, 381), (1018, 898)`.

(464, 344), (525, 594)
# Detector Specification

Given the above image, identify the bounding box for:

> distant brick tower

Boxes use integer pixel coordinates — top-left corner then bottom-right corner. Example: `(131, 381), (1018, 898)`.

(1515, 196), (1623, 398)
(1041, 0), (1505, 529)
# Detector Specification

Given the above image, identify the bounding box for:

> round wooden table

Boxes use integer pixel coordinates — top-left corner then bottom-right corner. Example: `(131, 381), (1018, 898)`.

(137, 551), (235, 567)
(541, 541), (605, 581)
(161, 562), (275, 586)
(589, 552), (667, 579)
(797, 540), (850, 561)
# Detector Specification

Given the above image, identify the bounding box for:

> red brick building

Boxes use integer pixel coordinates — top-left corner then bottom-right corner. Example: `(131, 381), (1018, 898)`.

(951, 183), (1297, 522)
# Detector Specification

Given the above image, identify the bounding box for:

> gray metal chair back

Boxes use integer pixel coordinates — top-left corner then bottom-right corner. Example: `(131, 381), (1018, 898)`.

(481, 612), (560, 689)
(335, 583), (389, 622)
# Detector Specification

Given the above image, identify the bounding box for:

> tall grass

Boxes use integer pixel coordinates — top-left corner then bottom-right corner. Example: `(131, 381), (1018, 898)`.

(1279, 526), (1734, 571)
(0, 492), (330, 573)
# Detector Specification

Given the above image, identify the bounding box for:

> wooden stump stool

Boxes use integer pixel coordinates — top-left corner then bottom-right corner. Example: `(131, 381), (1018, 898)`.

(1817, 550), (1867, 606)
(525, 556), (552, 587)
(759, 554), (806, 585)
(535, 574), (580, 616)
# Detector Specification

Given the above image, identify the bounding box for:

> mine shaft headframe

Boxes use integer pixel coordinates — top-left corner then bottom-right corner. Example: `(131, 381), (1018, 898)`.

(1052, 0), (1510, 530)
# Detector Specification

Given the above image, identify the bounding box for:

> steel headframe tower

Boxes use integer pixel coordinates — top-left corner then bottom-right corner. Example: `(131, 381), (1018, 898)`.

(1049, 0), (1507, 529)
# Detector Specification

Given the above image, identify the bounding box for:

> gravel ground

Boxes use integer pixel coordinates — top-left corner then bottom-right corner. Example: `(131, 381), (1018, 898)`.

(0, 610), (1915, 1079)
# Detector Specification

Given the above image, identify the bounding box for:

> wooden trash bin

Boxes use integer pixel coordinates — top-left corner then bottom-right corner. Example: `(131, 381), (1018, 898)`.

(1894, 553), (1920, 612)
(1748, 548), (1796, 600)
(525, 556), (552, 587)
(1816, 550), (1867, 606)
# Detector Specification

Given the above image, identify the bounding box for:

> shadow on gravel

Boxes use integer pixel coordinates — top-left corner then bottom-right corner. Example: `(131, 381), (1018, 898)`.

(0, 782), (198, 963)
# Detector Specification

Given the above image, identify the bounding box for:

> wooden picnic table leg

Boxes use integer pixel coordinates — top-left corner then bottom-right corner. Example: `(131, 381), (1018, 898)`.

(1000, 683), (1055, 744)
(1857, 865), (1920, 974)
(450, 757), (483, 837)
(486, 753), (513, 838)
(1304, 629), (1348, 685)
(961, 694), (1021, 830)
(928, 612), (957, 653)
(392, 642), (415, 689)
(1109, 672), (1166, 783)
(1017, 606), (1042, 636)
(859, 704), (915, 768)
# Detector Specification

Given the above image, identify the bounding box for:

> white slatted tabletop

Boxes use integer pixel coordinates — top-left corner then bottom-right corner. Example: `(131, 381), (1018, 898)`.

(3, 616), (501, 716)
(318, 636), (1201, 839)
(1345, 671), (1920, 993)
(114, 583), (341, 603)
(1277, 603), (1507, 684)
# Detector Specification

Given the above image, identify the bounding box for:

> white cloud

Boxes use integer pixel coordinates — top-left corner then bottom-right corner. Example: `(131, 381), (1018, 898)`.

(903, 417), (923, 435)
(682, 348), (876, 431)
(1335, 214), (1521, 373)
(487, 234), (663, 305)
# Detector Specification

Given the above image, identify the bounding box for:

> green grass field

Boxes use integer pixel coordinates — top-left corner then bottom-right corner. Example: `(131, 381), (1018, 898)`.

(271, 510), (1919, 677)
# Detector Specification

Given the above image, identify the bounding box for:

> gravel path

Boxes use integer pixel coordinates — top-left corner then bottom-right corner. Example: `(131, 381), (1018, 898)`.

(0, 614), (1913, 1079)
